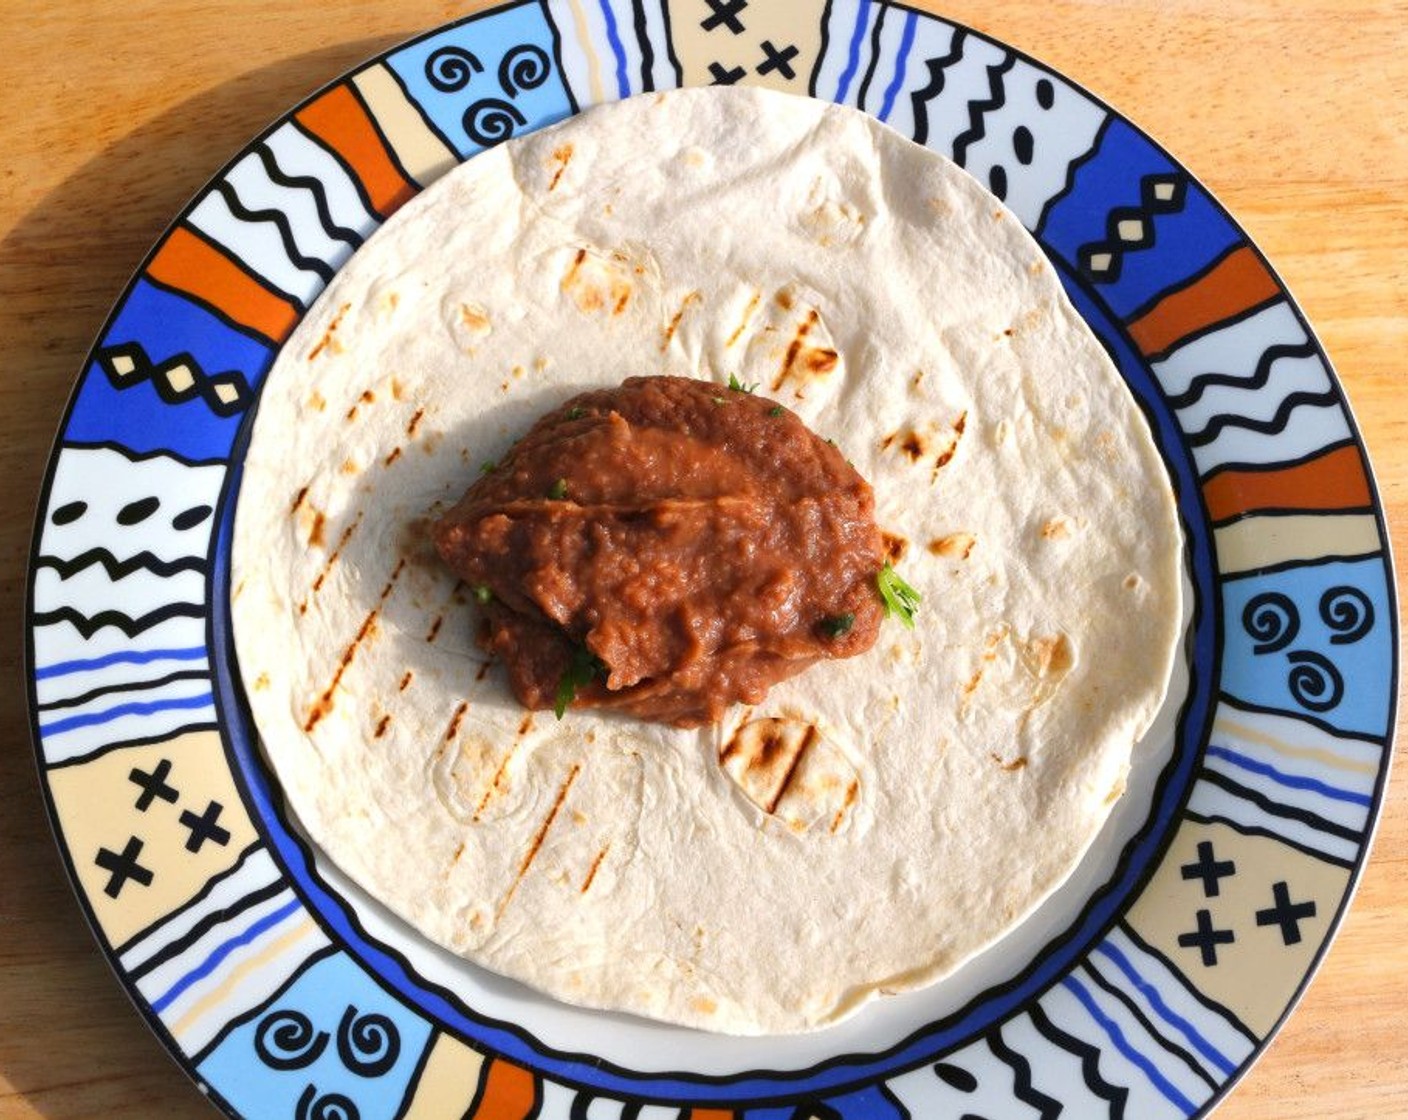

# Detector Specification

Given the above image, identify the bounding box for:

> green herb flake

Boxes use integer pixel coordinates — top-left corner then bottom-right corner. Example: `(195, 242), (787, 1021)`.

(768, 405), (784, 418)
(877, 563), (922, 629)
(566, 405), (586, 420)
(479, 459), (497, 474)
(728, 373), (758, 394)
(554, 645), (605, 719)
(471, 583), (493, 605)
(547, 478), (568, 500)
(819, 612), (855, 639)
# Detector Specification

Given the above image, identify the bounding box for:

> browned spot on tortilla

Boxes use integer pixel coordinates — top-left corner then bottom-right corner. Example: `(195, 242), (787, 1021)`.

(398, 670), (413, 692)
(690, 996), (718, 1015)
(1124, 573), (1142, 590)
(253, 671), (270, 691)
(829, 779), (860, 834)
(459, 303), (491, 334)
(475, 661), (491, 682)
(289, 485), (309, 515)
(406, 407), (426, 437)
(452, 841), (466, 863)
(374, 714), (392, 739)
(990, 752), (1028, 771)
(660, 291), (701, 352)
(497, 763), (581, 918)
(961, 668), (984, 698)
(547, 143), (573, 191)
(308, 391), (327, 413)
(900, 431), (926, 462)
(613, 288), (631, 315)
(580, 843), (610, 893)
(562, 247), (586, 288)
(309, 512), (363, 595)
(443, 700), (469, 744)
(344, 389), (376, 422)
(308, 511), (327, 549)
(929, 532), (976, 560)
(1041, 517), (1073, 540)
(772, 309), (819, 392)
(517, 714), (535, 736)
(390, 378), (405, 401)
(384, 446), (403, 466)
(1026, 633), (1074, 678)
(308, 302), (351, 360)
(910, 369), (925, 389)
(881, 531), (908, 563)
(775, 288), (794, 310)
(339, 458), (358, 476)
(425, 614), (444, 643)
(954, 411), (968, 437)
(726, 290), (761, 347)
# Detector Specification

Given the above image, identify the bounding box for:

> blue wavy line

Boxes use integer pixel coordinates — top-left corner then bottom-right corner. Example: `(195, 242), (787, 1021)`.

(149, 897), (304, 1014)
(878, 10), (918, 122)
(597, 0), (630, 99)
(39, 691), (214, 737)
(1061, 975), (1199, 1114)
(1206, 745), (1372, 807)
(1093, 942), (1238, 1075)
(834, 0), (872, 103)
(34, 646), (208, 681)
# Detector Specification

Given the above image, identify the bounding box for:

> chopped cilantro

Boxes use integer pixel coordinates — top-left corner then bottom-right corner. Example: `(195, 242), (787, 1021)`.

(566, 405), (586, 420)
(471, 583), (493, 605)
(479, 459), (497, 474)
(877, 563), (921, 629)
(547, 478), (569, 500)
(768, 405), (784, 418)
(728, 373), (758, 394)
(819, 612), (855, 639)
(554, 645), (605, 719)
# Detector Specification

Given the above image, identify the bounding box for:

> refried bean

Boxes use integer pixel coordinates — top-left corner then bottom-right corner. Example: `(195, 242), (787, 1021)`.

(432, 375), (884, 727)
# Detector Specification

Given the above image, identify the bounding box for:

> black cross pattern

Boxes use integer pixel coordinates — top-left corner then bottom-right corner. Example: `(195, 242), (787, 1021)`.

(1256, 881), (1318, 946)
(701, 0), (747, 34)
(179, 799), (232, 853)
(96, 836), (154, 898)
(128, 758), (179, 812)
(1177, 908), (1236, 967)
(1181, 839), (1237, 898)
(756, 39), (799, 80)
(708, 61), (747, 85)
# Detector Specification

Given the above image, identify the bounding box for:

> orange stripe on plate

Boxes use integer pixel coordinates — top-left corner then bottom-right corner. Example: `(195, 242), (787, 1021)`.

(687, 1110), (737, 1120)
(1128, 245), (1281, 358)
(147, 226), (299, 344)
(469, 1059), (538, 1120)
(1204, 443), (1372, 522)
(296, 84), (417, 218)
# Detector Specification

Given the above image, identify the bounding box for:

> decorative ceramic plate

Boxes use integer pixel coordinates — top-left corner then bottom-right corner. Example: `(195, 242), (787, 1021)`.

(26, 3), (1397, 1118)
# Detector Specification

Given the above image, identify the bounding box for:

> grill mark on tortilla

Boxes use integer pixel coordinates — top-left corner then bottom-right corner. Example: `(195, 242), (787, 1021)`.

(473, 748), (516, 822)
(580, 842), (611, 893)
(289, 485), (309, 515)
(345, 388), (375, 422)
(765, 724), (819, 815)
(406, 408), (426, 437)
(517, 714), (535, 736)
(931, 413), (968, 483)
(830, 779), (860, 834)
(726, 290), (761, 348)
(426, 614), (444, 643)
(929, 532), (976, 560)
(475, 661), (491, 682)
(497, 763), (581, 919)
(308, 511), (327, 549)
(772, 308), (819, 391)
(302, 558), (405, 733)
(443, 700), (469, 743)
(307, 302), (351, 360)
(563, 247), (587, 289)
(398, 670), (413, 692)
(547, 143), (573, 191)
(660, 291), (700, 352)
(374, 714), (392, 738)
(991, 753), (1028, 771)
(384, 446), (403, 466)
(303, 513), (364, 608)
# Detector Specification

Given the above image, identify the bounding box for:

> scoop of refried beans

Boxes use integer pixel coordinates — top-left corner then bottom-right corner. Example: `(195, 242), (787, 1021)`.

(432, 375), (884, 727)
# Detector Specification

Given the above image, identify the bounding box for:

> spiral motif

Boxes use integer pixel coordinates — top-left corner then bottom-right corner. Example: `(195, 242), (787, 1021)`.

(464, 98), (527, 148)
(295, 1085), (361, 1120)
(425, 46), (483, 92)
(253, 1009), (328, 1071)
(335, 1006), (400, 1077)
(497, 44), (551, 97)
(1320, 585), (1374, 645)
(1287, 650), (1345, 712)
(1242, 592), (1299, 655)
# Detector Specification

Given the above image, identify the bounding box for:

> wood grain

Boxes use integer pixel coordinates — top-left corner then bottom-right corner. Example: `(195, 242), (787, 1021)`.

(1, 3), (1403, 1118)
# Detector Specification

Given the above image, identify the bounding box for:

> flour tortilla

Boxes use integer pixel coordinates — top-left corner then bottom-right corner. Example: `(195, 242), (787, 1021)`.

(231, 86), (1183, 1034)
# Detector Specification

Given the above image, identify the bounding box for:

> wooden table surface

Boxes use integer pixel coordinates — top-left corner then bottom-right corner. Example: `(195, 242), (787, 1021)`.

(1, 2), (1403, 1117)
